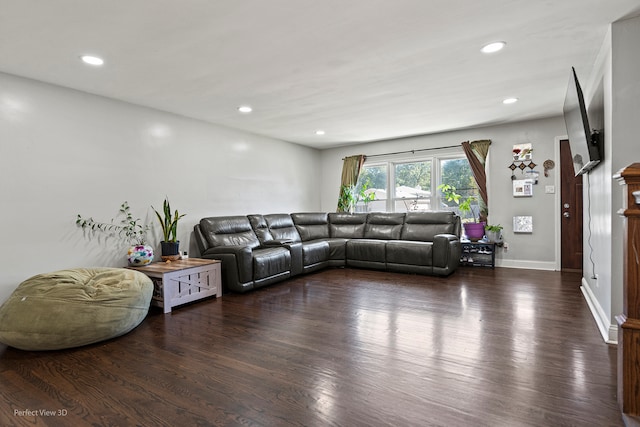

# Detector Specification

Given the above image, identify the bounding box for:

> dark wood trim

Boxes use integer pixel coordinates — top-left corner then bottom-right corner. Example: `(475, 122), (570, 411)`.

(615, 162), (640, 418)
(560, 138), (584, 271)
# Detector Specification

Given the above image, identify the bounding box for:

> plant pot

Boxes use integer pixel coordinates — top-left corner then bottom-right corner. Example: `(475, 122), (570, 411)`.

(463, 222), (486, 242)
(160, 241), (181, 261)
(485, 230), (502, 243)
(127, 244), (154, 266)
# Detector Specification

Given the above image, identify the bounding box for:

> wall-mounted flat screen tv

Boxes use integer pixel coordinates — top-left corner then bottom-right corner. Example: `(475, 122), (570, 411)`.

(563, 67), (603, 176)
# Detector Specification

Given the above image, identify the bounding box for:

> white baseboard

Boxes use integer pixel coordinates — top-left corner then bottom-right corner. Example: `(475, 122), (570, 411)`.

(581, 278), (618, 344)
(495, 259), (558, 271)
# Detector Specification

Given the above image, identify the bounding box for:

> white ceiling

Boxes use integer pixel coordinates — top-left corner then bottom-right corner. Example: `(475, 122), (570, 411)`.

(1, 1), (639, 149)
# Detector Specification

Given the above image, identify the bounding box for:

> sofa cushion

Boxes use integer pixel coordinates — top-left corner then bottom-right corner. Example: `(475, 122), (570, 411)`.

(200, 216), (260, 249)
(386, 240), (433, 266)
(264, 214), (301, 243)
(248, 214), (273, 244)
(291, 212), (329, 241)
(346, 239), (387, 263)
(364, 213), (405, 240)
(301, 240), (330, 266)
(0, 268), (153, 351)
(252, 247), (291, 280)
(326, 238), (349, 261)
(401, 211), (458, 241)
(328, 213), (367, 238)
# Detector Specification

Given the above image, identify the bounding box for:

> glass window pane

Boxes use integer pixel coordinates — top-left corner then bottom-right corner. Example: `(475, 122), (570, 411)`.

(439, 158), (478, 220)
(394, 161), (431, 199)
(357, 165), (388, 201)
(361, 199), (387, 213)
(394, 198), (432, 213)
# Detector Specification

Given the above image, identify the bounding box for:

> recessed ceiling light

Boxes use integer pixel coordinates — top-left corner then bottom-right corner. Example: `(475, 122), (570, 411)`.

(238, 105), (253, 113)
(481, 41), (506, 54)
(315, 130), (326, 135)
(503, 97), (518, 104)
(80, 55), (104, 66)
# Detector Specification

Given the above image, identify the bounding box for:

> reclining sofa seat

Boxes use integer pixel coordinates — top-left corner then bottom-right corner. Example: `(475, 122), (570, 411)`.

(248, 213), (305, 276)
(388, 211), (461, 276)
(195, 211), (461, 293)
(325, 212), (368, 265)
(286, 213), (333, 272)
(194, 216), (291, 293)
(343, 212), (402, 270)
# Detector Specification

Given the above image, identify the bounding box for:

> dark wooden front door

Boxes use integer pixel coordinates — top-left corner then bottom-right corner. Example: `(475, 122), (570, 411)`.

(560, 139), (583, 272)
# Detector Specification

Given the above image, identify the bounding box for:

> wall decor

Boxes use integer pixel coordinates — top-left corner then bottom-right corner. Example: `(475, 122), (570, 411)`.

(508, 143), (536, 179)
(513, 179), (534, 197)
(513, 216), (533, 233)
(524, 170), (540, 184)
(543, 159), (555, 177)
(512, 143), (533, 161)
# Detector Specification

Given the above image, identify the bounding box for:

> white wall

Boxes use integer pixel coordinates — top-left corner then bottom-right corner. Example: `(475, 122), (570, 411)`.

(320, 116), (567, 269)
(0, 72), (321, 304)
(577, 14), (640, 343)
(611, 14), (640, 323)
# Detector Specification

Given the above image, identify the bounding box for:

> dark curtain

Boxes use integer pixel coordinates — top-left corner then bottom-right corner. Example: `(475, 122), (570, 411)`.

(336, 155), (366, 212)
(461, 140), (491, 222)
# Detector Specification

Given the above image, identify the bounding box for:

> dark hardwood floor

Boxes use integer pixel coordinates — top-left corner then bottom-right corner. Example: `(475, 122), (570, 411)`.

(0, 267), (622, 426)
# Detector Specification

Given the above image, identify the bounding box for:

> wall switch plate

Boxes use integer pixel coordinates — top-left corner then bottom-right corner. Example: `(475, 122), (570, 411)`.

(545, 185), (555, 194)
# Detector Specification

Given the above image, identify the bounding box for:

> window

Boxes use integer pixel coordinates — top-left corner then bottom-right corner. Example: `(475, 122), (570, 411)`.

(355, 150), (477, 215)
(439, 158), (478, 220)
(355, 164), (388, 212)
(394, 160), (431, 212)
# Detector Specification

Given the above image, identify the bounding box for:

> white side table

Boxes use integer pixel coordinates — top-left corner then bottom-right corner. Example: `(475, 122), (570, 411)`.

(128, 258), (221, 313)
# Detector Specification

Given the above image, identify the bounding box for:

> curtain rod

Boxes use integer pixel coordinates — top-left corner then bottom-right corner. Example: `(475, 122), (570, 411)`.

(343, 144), (461, 160)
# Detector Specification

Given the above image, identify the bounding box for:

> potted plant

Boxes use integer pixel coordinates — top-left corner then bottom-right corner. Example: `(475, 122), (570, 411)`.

(152, 197), (186, 261)
(356, 178), (376, 212)
(438, 184), (485, 241)
(337, 185), (357, 213)
(485, 224), (503, 243)
(76, 201), (154, 266)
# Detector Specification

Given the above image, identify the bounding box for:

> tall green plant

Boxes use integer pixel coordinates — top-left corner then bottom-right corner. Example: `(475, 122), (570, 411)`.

(152, 198), (186, 243)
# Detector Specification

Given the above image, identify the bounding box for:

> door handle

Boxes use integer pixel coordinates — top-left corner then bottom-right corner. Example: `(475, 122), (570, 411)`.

(563, 212), (570, 218)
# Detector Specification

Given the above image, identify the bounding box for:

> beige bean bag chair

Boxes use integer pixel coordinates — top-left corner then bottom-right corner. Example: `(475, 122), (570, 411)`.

(0, 268), (153, 351)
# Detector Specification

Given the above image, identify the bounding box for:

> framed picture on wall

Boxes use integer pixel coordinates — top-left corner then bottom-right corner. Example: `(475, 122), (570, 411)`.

(512, 143), (533, 161)
(513, 216), (533, 233)
(513, 179), (533, 197)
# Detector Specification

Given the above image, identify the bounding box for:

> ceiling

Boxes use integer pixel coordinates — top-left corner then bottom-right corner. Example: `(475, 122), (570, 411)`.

(1, 1), (639, 149)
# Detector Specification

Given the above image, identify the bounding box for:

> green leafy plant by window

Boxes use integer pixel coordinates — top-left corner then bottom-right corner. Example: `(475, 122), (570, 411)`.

(438, 183), (478, 222)
(357, 178), (376, 206)
(338, 185), (356, 213)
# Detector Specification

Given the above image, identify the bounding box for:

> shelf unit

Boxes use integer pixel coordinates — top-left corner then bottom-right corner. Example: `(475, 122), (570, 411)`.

(460, 241), (496, 268)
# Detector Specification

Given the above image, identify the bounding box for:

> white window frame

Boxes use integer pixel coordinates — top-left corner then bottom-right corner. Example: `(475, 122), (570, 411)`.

(357, 147), (470, 213)
(391, 159), (433, 212)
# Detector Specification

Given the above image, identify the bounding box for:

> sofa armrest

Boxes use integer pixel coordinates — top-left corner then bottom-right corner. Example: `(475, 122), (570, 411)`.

(193, 224), (209, 254)
(262, 239), (296, 246)
(432, 234), (460, 268)
(202, 245), (253, 284)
